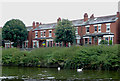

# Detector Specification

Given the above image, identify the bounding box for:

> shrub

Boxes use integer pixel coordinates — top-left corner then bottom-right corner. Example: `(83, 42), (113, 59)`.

(2, 45), (120, 70)
(100, 40), (108, 45)
(109, 40), (112, 45)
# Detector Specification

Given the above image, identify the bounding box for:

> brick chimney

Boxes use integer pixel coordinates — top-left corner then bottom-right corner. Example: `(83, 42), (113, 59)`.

(90, 14), (94, 19)
(33, 21), (35, 29)
(40, 22), (42, 25)
(36, 22), (39, 28)
(57, 17), (61, 23)
(84, 13), (88, 21)
(117, 12), (120, 17)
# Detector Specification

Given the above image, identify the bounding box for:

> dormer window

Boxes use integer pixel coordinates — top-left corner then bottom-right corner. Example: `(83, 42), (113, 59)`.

(106, 23), (110, 32)
(35, 31), (38, 38)
(86, 25), (90, 33)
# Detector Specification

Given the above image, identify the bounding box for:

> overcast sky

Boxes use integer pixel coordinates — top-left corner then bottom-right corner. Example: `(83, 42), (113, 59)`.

(1, 0), (119, 27)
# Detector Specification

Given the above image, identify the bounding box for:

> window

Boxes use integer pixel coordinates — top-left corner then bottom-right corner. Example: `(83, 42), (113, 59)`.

(56, 42), (59, 47)
(44, 31), (46, 37)
(94, 37), (98, 44)
(98, 24), (101, 32)
(47, 41), (49, 47)
(75, 27), (78, 35)
(35, 31), (38, 38)
(41, 31), (43, 37)
(49, 30), (52, 37)
(86, 27), (89, 33)
(25, 42), (28, 48)
(60, 42), (62, 47)
(105, 37), (109, 43)
(50, 41), (52, 47)
(89, 38), (92, 44)
(36, 41), (39, 48)
(98, 37), (101, 45)
(94, 26), (97, 33)
(106, 23), (110, 32)
(33, 42), (36, 48)
(110, 37), (113, 40)
(85, 38), (88, 44)
(77, 39), (80, 44)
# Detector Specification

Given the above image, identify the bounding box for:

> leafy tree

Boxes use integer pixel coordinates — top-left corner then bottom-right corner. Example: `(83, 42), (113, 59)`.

(54, 19), (75, 47)
(2, 19), (28, 47)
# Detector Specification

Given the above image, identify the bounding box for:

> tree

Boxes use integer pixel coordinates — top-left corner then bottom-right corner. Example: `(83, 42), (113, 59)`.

(54, 19), (75, 47)
(2, 19), (28, 47)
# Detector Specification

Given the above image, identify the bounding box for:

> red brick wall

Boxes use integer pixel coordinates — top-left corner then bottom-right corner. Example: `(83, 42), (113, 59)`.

(101, 24), (106, 33)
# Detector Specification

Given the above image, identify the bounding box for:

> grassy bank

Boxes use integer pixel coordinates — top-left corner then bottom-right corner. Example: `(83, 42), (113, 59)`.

(2, 45), (120, 70)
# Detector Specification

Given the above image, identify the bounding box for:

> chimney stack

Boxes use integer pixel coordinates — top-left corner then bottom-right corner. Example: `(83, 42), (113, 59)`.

(40, 22), (42, 25)
(36, 22), (39, 28)
(84, 13), (88, 21)
(33, 21), (35, 29)
(90, 14), (94, 19)
(117, 12), (120, 17)
(57, 17), (61, 23)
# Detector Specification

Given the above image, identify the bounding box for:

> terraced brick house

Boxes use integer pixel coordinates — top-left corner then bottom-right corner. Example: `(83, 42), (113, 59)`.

(25, 12), (120, 48)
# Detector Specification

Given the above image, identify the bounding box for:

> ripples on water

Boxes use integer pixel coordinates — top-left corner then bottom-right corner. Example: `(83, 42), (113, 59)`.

(1, 66), (120, 81)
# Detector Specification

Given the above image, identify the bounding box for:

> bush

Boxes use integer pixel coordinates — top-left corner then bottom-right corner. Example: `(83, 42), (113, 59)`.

(100, 40), (108, 45)
(109, 40), (112, 45)
(2, 45), (120, 70)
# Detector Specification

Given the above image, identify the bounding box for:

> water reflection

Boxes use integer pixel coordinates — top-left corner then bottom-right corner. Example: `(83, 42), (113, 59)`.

(1, 66), (120, 81)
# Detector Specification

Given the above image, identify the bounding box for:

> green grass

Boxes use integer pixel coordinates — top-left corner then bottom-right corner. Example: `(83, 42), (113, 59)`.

(2, 45), (120, 70)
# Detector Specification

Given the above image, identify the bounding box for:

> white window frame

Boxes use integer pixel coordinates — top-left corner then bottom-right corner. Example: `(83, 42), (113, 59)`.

(43, 30), (46, 37)
(77, 39), (80, 44)
(36, 41), (39, 48)
(98, 37), (101, 45)
(25, 40), (28, 48)
(85, 25), (90, 34)
(94, 24), (97, 33)
(49, 30), (52, 37)
(33, 41), (36, 48)
(98, 24), (101, 33)
(75, 27), (78, 35)
(106, 23), (111, 32)
(89, 38), (92, 44)
(41, 31), (43, 37)
(35, 31), (38, 38)
(56, 42), (59, 47)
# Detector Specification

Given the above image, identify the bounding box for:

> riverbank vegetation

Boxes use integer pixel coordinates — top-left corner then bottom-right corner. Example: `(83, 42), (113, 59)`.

(2, 45), (120, 70)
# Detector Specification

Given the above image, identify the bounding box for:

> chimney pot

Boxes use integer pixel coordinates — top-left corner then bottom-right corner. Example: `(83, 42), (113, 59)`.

(36, 22), (39, 28)
(84, 13), (88, 21)
(33, 21), (35, 29)
(40, 22), (42, 25)
(117, 12), (120, 17)
(57, 17), (61, 23)
(90, 14), (94, 19)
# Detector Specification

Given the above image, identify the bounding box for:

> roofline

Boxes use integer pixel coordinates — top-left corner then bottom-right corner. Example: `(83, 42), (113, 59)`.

(70, 14), (117, 22)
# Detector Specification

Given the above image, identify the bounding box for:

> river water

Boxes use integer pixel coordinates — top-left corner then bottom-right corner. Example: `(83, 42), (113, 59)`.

(0, 66), (120, 81)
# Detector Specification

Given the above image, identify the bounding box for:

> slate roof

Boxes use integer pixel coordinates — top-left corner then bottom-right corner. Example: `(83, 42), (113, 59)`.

(26, 26), (33, 31)
(34, 23), (57, 31)
(83, 32), (114, 37)
(33, 15), (118, 31)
